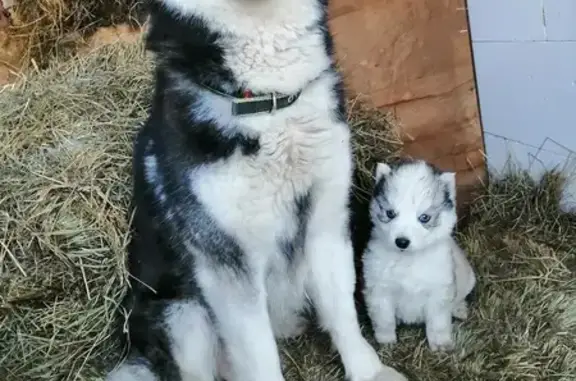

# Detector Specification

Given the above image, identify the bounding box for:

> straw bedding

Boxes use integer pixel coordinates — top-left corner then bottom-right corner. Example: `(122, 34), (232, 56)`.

(0, 41), (575, 381)
(0, 0), (145, 85)
(4, 0), (145, 66)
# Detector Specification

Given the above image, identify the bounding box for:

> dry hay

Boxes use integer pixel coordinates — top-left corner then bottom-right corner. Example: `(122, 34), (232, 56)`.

(0, 0), (144, 84)
(0, 42), (150, 381)
(0, 41), (575, 381)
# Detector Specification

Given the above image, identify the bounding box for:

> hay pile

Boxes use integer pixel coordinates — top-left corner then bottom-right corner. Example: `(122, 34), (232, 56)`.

(1, 0), (144, 84)
(0, 41), (575, 381)
(0, 42), (151, 381)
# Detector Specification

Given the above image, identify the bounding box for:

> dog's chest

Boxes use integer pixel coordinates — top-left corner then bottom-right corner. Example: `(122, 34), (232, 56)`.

(193, 116), (342, 252)
(382, 251), (454, 322)
(256, 113), (338, 177)
(194, 170), (306, 255)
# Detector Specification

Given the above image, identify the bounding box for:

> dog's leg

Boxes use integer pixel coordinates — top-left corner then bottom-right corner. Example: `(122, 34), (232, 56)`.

(305, 185), (407, 381)
(165, 301), (218, 381)
(451, 243), (476, 303)
(450, 243), (475, 322)
(365, 291), (398, 346)
(451, 300), (469, 320)
(425, 297), (454, 352)
(198, 266), (285, 381)
(267, 264), (309, 339)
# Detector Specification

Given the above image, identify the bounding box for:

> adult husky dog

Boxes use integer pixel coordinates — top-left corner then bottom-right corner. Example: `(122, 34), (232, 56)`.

(107, 1), (407, 381)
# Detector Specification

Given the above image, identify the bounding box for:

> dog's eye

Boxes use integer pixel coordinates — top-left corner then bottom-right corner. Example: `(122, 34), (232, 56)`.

(418, 214), (431, 223)
(385, 210), (396, 219)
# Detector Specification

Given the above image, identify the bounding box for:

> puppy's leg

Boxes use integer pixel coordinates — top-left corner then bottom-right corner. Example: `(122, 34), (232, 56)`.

(425, 296), (454, 352)
(452, 243), (476, 303)
(451, 300), (469, 321)
(198, 266), (285, 381)
(305, 188), (407, 381)
(165, 301), (218, 381)
(365, 290), (398, 346)
(450, 243), (475, 321)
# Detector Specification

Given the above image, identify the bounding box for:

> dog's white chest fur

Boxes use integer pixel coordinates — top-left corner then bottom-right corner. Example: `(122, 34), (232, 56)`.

(256, 110), (337, 178)
(193, 106), (347, 254)
(364, 241), (455, 324)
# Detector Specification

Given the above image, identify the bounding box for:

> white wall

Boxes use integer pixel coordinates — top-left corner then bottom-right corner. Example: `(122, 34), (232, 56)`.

(467, 0), (576, 211)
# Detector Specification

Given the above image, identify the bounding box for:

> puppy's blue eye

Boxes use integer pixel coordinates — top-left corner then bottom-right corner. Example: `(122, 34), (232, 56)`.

(418, 214), (431, 223)
(385, 210), (396, 219)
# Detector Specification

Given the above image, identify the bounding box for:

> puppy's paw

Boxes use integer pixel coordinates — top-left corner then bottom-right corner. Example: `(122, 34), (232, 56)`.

(427, 332), (455, 352)
(374, 329), (397, 347)
(452, 301), (469, 321)
(429, 340), (455, 352)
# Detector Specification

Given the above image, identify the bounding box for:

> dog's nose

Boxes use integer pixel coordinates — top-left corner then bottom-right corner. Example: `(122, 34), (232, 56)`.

(395, 237), (410, 249)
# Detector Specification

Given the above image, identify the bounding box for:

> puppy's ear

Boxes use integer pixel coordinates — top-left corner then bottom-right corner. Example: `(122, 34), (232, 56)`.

(374, 162), (392, 182)
(439, 172), (457, 206)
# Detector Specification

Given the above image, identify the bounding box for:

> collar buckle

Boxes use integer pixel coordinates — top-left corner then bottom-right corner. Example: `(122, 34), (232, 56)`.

(270, 92), (278, 114)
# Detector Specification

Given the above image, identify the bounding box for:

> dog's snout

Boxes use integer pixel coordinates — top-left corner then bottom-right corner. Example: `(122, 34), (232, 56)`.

(395, 237), (410, 249)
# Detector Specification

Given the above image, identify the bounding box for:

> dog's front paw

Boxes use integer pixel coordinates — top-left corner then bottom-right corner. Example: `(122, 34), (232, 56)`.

(345, 341), (407, 381)
(427, 331), (455, 352)
(374, 329), (397, 347)
(451, 301), (469, 320)
(364, 366), (408, 381)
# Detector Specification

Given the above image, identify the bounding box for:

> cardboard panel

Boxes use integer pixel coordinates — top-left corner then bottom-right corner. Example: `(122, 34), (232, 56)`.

(329, 0), (486, 208)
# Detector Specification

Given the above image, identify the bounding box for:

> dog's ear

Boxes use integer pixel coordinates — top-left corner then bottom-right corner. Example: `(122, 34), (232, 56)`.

(374, 162), (392, 182)
(439, 172), (457, 206)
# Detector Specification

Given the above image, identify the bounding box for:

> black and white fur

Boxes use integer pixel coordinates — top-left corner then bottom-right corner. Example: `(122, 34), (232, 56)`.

(362, 160), (476, 351)
(106, 1), (407, 381)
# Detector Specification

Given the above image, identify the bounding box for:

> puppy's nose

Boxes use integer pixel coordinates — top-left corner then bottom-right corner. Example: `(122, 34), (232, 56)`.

(395, 237), (410, 249)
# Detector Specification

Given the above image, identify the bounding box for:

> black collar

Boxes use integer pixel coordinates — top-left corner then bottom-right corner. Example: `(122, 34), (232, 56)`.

(195, 66), (341, 117)
(199, 85), (301, 117)
(230, 91), (301, 116)
(198, 68), (334, 117)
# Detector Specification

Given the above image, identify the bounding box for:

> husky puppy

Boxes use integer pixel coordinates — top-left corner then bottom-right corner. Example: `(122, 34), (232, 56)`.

(362, 160), (476, 351)
(106, 1), (407, 381)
